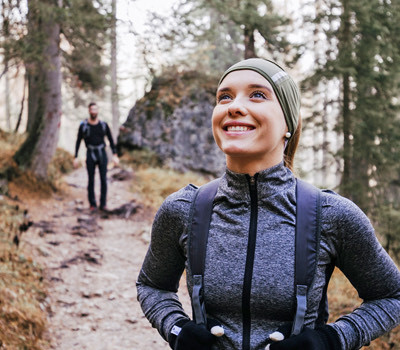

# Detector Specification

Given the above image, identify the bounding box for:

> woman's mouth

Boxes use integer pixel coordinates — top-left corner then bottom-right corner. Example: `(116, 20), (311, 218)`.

(226, 125), (252, 132)
(224, 125), (255, 132)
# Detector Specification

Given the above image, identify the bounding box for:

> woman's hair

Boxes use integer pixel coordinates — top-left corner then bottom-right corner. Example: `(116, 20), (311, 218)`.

(284, 115), (301, 172)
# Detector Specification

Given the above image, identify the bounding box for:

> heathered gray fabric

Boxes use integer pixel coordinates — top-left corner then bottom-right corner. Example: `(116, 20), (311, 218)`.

(136, 162), (400, 350)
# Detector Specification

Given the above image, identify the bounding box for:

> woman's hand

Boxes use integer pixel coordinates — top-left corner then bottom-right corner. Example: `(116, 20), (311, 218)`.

(169, 318), (223, 350)
(266, 326), (341, 350)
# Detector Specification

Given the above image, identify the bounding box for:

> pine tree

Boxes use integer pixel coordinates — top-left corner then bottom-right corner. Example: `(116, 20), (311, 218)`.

(0, 0), (110, 180)
(305, 0), (400, 219)
(140, 0), (292, 77)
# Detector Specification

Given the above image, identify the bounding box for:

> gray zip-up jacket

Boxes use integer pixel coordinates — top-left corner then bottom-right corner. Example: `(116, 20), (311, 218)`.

(136, 163), (400, 349)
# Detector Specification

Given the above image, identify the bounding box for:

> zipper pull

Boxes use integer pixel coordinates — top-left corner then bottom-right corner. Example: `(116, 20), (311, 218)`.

(250, 176), (256, 186)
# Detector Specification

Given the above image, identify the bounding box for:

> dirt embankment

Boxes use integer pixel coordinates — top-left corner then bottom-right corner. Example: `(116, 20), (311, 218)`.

(21, 166), (190, 350)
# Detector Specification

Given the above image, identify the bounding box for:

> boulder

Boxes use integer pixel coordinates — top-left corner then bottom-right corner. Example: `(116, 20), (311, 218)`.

(118, 71), (226, 176)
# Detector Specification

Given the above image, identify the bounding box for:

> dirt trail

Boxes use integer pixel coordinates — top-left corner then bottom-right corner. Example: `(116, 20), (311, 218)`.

(22, 166), (190, 350)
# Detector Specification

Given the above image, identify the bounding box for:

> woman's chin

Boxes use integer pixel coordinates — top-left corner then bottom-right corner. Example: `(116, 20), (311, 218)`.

(222, 147), (251, 157)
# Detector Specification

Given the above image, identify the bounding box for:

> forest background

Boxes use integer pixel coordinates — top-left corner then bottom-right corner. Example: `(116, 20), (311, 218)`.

(1, 0), (399, 259)
(0, 0), (400, 348)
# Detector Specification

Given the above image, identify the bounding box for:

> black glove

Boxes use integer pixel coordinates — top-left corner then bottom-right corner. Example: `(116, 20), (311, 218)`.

(269, 326), (341, 350)
(168, 318), (220, 350)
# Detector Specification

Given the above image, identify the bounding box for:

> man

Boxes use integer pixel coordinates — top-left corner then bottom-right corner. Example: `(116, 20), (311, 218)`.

(74, 102), (119, 211)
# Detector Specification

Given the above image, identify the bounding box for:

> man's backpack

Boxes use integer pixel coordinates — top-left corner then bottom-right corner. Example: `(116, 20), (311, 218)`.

(188, 178), (331, 337)
(81, 119), (107, 139)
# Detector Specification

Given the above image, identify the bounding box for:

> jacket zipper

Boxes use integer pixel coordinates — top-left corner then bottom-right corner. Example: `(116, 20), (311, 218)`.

(242, 174), (258, 350)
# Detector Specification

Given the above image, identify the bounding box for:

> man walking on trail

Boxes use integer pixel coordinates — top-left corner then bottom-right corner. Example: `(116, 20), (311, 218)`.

(73, 102), (119, 211)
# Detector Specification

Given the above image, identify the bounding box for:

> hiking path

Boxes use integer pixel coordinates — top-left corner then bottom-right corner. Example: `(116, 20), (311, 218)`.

(21, 166), (190, 350)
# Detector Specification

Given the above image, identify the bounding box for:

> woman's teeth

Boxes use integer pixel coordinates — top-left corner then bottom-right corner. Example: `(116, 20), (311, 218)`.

(227, 126), (252, 132)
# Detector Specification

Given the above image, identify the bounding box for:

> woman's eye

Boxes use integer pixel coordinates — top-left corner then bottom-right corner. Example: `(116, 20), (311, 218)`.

(251, 91), (267, 99)
(217, 94), (232, 102)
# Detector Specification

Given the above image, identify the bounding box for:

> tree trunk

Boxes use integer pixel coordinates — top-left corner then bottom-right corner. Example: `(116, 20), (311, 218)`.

(14, 77), (27, 133)
(111, 0), (119, 141)
(244, 27), (256, 59)
(2, 0), (11, 130)
(339, 0), (353, 199)
(341, 72), (352, 196)
(14, 0), (62, 180)
(5, 62), (11, 130)
(26, 70), (41, 132)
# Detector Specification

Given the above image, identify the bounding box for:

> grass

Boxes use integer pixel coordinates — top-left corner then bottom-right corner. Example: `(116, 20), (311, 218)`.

(0, 129), (74, 349)
(328, 268), (400, 349)
(0, 201), (49, 350)
(120, 149), (213, 209)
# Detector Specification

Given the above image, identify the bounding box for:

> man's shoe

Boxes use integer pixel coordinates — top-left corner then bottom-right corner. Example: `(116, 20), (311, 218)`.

(90, 206), (97, 211)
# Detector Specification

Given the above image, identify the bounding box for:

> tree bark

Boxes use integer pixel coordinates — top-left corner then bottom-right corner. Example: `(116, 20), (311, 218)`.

(5, 62), (11, 130)
(2, 0), (12, 130)
(339, 0), (352, 199)
(14, 77), (27, 133)
(14, 0), (62, 180)
(244, 27), (256, 59)
(111, 0), (119, 141)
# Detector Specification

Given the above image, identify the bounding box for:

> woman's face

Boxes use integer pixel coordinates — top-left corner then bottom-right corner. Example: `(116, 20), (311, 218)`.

(212, 70), (288, 172)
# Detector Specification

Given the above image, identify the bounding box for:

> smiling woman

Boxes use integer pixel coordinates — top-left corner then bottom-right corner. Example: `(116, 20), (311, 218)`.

(136, 58), (400, 350)
(212, 70), (288, 174)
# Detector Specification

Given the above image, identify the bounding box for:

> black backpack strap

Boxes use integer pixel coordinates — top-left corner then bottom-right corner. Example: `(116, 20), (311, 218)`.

(81, 119), (89, 138)
(188, 177), (322, 334)
(188, 178), (220, 326)
(291, 178), (322, 336)
(316, 262), (335, 326)
(100, 120), (107, 135)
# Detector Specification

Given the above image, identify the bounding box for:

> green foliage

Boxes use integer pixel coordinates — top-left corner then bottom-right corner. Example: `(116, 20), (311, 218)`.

(305, 0), (400, 211)
(62, 0), (110, 91)
(139, 0), (295, 78)
(202, 0), (291, 55)
(141, 67), (217, 118)
(375, 204), (400, 261)
(0, 0), (110, 91)
(303, 0), (400, 251)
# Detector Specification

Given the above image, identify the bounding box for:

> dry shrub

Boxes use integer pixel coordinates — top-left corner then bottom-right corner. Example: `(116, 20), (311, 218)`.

(8, 169), (54, 199)
(48, 148), (74, 176)
(120, 148), (213, 209)
(0, 127), (74, 198)
(0, 202), (49, 350)
(328, 268), (400, 349)
(131, 166), (212, 209)
(119, 148), (163, 169)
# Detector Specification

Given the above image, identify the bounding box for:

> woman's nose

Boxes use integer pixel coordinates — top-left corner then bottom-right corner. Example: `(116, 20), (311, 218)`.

(228, 98), (247, 117)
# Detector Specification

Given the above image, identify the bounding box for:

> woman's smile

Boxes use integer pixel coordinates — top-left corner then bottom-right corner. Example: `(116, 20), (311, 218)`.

(223, 121), (256, 134)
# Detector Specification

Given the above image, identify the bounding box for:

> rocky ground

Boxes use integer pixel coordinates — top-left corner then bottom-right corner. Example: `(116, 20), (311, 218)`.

(22, 166), (191, 350)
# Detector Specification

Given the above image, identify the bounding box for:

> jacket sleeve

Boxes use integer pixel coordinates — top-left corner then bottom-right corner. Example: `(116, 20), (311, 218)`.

(136, 186), (196, 341)
(105, 122), (117, 154)
(75, 123), (83, 158)
(325, 195), (400, 349)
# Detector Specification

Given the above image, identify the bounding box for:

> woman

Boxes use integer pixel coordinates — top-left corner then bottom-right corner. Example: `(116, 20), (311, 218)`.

(136, 58), (400, 350)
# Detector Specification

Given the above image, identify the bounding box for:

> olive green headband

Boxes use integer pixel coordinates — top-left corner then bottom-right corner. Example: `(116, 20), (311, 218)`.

(218, 58), (301, 135)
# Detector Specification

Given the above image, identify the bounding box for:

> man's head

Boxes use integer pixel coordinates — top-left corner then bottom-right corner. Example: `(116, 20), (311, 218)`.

(88, 102), (98, 120)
